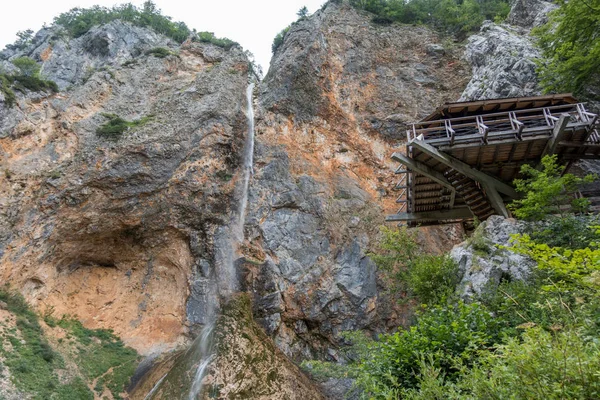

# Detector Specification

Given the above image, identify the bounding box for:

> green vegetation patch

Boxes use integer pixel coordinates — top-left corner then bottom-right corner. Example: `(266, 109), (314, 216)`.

(146, 46), (173, 58)
(272, 26), (290, 54)
(0, 57), (58, 107)
(0, 74), (16, 107)
(533, 0), (600, 99)
(196, 31), (237, 49)
(96, 113), (153, 139)
(348, 0), (510, 38)
(0, 286), (139, 399)
(369, 226), (460, 305)
(302, 154), (600, 399)
(53, 317), (139, 398)
(53, 1), (191, 42)
(52, 1), (238, 49)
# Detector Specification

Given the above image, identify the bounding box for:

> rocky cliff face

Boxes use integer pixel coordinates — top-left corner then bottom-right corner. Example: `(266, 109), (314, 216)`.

(0, 21), (250, 354)
(0, 0), (563, 397)
(247, 1), (467, 360)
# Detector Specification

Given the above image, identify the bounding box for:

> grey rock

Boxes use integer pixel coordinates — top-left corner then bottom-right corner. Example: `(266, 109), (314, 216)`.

(460, 22), (541, 101)
(3, 21), (172, 90)
(320, 378), (361, 400)
(451, 216), (535, 298)
(507, 0), (557, 29)
(426, 43), (445, 57)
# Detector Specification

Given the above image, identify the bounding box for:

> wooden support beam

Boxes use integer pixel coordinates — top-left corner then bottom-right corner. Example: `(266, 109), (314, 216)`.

(386, 208), (473, 222)
(483, 184), (509, 218)
(392, 152), (456, 208)
(409, 139), (519, 198)
(542, 114), (569, 158)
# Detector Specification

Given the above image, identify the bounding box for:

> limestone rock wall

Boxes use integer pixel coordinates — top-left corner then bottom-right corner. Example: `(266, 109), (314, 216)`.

(246, 1), (467, 361)
(0, 23), (251, 355)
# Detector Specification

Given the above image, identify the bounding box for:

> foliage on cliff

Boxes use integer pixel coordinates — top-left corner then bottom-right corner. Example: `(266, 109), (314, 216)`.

(52, 0), (237, 48)
(348, 0), (510, 37)
(0, 286), (140, 399)
(54, 1), (192, 42)
(0, 56), (58, 107)
(369, 227), (459, 306)
(533, 0), (600, 98)
(303, 157), (600, 399)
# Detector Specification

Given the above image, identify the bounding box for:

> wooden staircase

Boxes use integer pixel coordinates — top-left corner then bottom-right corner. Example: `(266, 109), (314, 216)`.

(444, 169), (496, 221)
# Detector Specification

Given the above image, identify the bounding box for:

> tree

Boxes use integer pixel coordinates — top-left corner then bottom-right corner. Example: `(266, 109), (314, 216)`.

(11, 57), (41, 78)
(509, 155), (595, 221)
(297, 6), (310, 19)
(533, 0), (600, 98)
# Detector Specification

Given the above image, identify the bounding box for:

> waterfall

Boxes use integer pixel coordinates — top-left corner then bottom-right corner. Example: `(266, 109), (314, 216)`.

(185, 81), (256, 400)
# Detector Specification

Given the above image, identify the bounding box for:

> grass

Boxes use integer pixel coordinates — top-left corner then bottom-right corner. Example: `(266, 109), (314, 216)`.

(0, 285), (140, 399)
(96, 113), (153, 139)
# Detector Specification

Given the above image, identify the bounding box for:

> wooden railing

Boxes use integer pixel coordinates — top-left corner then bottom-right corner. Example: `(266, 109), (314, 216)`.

(407, 103), (599, 145)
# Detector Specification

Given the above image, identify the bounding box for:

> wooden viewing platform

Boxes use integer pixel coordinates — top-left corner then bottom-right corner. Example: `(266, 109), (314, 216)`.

(388, 94), (600, 225)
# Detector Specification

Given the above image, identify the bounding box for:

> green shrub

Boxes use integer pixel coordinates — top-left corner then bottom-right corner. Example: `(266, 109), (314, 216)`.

(406, 328), (600, 400)
(348, 0), (510, 38)
(529, 214), (600, 249)
(352, 302), (502, 395)
(96, 113), (153, 139)
(272, 25), (290, 54)
(4, 29), (34, 51)
(0, 57), (58, 102)
(509, 155), (595, 221)
(533, 0), (600, 98)
(12, 56), (41, 77)
(370, 226), (458, 305)
(196, 31), (237, 49)
(11, 75), (59, 93)
(0, 74), (16, 106)
(53, 1), (194, 43)
(405, 255), (459, 305)
(146, 47), (172, 58)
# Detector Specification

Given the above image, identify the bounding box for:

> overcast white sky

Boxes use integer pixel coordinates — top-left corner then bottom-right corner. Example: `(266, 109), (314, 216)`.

(0, 0), (328, 72)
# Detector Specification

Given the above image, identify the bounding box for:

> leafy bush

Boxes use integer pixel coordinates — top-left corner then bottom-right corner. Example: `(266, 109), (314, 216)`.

(272, 26), (291, 54)
(404, 328), (600, 400)
(0, 74), (16, 106)
(348, 0), (510, 38)
(351, 302), (501, 396)
(0, 57), (58, 103)
(146, 47), (172, 58)
(4, 29), (34, 51)
(533, 0), (600, 98)
(96, 113), (153, 139)
(196, 31), (238, 49)
(12, 56), (41, 77)
(510, 155), (595, 221)
(53, 1), (193, 43)
(370, 226), (459, 305)
(528, 214), (600, 249)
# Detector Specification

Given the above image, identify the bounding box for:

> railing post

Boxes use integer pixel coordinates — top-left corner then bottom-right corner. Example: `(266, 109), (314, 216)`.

(510, 112), (524, 139)
(476, 115), (489, 144)
(445, 120), (455, 146)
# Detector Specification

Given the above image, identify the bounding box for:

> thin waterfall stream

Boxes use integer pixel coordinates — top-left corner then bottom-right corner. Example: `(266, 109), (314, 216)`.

(144, 81), (256, 399)
(185, 81), (256, 400)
